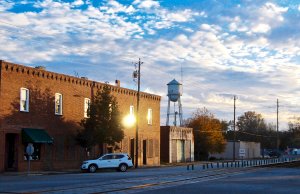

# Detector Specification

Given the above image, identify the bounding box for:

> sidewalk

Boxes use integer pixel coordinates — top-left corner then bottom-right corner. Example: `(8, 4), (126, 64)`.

(0, 161), (202, 176)
(1, 169), (81, 176)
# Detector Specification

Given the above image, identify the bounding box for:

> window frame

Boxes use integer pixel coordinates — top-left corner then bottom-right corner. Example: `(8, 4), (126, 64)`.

(84, 98), (90, 118)
(20, 88), (29, 112)
(147, 108), (153, 125)
(130, 105), (134, 116)
(55, 93), (63, 115)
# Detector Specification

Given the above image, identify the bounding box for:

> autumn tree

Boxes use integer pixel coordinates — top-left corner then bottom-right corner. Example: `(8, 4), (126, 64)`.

(76, 84), (124, 153)
(185, 108), (226, 160)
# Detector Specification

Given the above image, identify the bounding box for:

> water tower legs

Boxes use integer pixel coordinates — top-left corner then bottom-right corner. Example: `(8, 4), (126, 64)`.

(166, 99), (171, 126)
(166, 97), (183, 127)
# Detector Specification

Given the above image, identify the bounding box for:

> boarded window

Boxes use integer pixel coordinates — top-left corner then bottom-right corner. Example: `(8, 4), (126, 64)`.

(55, 136), (64, 161)
(154, 139), (159, 157)
(148, 139), (153, 158)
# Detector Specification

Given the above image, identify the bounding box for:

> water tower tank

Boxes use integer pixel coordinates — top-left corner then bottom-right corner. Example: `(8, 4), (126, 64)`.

(167, 79), (182, 102)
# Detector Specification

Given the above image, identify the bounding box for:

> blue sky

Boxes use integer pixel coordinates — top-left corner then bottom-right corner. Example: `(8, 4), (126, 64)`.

(1, 0), (300, 129)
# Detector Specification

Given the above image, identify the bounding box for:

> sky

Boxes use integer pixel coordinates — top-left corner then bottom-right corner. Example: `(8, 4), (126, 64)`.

(1, 0), (300, 130)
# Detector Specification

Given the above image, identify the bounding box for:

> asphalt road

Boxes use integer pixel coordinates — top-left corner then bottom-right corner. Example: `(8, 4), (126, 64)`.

(137, 167), (300, 194)
(0, 162), (299, 194)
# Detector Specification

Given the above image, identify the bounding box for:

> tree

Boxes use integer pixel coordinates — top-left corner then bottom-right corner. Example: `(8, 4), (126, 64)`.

(285, 117), (300, 148)
(235, 111), (277, 150)
(76, 84), (124, 153)
(185, 108), (226, 160)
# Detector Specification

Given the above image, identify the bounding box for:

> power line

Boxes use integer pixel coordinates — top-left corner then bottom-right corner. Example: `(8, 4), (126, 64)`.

(236, 131), (277, 138)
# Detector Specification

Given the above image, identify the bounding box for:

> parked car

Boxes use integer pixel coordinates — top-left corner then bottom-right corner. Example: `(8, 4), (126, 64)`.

(81, 153), (133, 173)
(268, 150), (281, 158)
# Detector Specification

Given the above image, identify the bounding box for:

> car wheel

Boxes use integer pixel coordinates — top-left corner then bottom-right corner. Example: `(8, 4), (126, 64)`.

(88, 164), (97, 173)
(119, 164), (127, 172)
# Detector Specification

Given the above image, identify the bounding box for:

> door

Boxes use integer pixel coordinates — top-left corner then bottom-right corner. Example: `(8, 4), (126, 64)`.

(5, 133), (18, 171)
(176, 140), (184, 162)
(143, 140), (147, 165)
(99, 154), (114, 168)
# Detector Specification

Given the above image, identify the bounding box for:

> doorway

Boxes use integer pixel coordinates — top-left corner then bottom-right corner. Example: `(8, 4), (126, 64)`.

(130, 138), (135, 166)
(5, 133), (18, 171)
(143, 140), (147, 165)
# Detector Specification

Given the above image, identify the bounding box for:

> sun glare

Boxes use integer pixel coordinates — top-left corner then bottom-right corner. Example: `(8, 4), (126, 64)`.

(123, 114), (136, 127)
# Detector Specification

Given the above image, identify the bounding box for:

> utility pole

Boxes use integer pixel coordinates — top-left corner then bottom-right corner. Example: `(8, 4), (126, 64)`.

(233, 95), (236, 161)
(277, 99), (279, 151)
(135, 58), (142, 168)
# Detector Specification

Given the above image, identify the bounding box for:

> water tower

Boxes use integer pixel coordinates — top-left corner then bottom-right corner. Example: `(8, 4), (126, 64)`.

(166, 79), (183, 126)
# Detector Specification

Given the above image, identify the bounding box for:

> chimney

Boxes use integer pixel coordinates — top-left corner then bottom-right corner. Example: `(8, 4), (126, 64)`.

(115, 80), (120, 87)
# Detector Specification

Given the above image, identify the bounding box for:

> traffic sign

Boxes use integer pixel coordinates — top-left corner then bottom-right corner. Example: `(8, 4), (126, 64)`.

(239, 148), (246, 157)
(26, 143), (34, 156)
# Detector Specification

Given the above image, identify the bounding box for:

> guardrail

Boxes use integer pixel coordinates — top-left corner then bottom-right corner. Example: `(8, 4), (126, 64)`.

(186, 157), (300, 170)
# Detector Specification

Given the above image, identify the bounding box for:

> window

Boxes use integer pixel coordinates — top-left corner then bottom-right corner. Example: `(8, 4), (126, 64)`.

(20, 88), (29, 112)
(84, 98), (90, 118)
(55, 93), (63, 115)
(115, 154), (124, 159)
(130, 105), (134, 116)
(102, 155), (113, 160)
(147, 108), (153, 125)
(109, 103), (112, 113)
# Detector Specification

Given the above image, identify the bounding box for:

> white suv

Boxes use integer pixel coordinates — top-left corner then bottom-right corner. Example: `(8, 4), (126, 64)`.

(81, 153), (133, 173)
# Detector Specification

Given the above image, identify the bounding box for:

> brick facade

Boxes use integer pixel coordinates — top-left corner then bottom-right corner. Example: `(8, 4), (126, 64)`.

(0, 60), (161, 172)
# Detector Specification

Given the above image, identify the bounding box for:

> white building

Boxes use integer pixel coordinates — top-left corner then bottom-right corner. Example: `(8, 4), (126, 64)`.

(210, 141), (261, 160)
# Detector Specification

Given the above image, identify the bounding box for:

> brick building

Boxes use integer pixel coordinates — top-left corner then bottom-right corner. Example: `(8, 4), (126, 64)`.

(0, 60), (161, 172)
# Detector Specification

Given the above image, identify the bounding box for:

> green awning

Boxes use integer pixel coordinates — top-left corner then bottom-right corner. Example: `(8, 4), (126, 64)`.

(22, 128), (54, 144)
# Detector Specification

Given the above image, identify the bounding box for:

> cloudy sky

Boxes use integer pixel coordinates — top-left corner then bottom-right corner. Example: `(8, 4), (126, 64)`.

(1, 0), (300, 130)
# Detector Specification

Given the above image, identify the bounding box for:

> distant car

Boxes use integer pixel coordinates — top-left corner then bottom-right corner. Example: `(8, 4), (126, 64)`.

(268, 150), (281, 158)
(261, 154), (270, 158)
(81, 153), (133, 173)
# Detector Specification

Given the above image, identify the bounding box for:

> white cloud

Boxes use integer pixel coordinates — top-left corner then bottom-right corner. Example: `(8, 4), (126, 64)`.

(1, 0), (300, 129)
(104, 0), (136, 14)
(133, 0), (160, 9)
(251, 23), (271, 33)
(72, 0), (84, 7)
(0, 1), (14, 11)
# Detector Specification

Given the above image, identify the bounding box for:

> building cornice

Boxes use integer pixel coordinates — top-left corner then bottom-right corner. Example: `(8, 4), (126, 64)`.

(0, 60), (161, 101)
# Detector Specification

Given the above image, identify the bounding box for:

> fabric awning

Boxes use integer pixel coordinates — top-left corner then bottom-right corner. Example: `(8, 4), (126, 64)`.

(22, 128), (54, 144)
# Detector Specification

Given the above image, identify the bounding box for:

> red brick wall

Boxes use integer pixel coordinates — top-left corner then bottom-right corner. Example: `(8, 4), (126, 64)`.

(0, 60), (161, 172)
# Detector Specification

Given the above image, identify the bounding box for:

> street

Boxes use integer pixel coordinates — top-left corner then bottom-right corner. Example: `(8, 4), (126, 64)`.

(0, 161), (299, 194)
